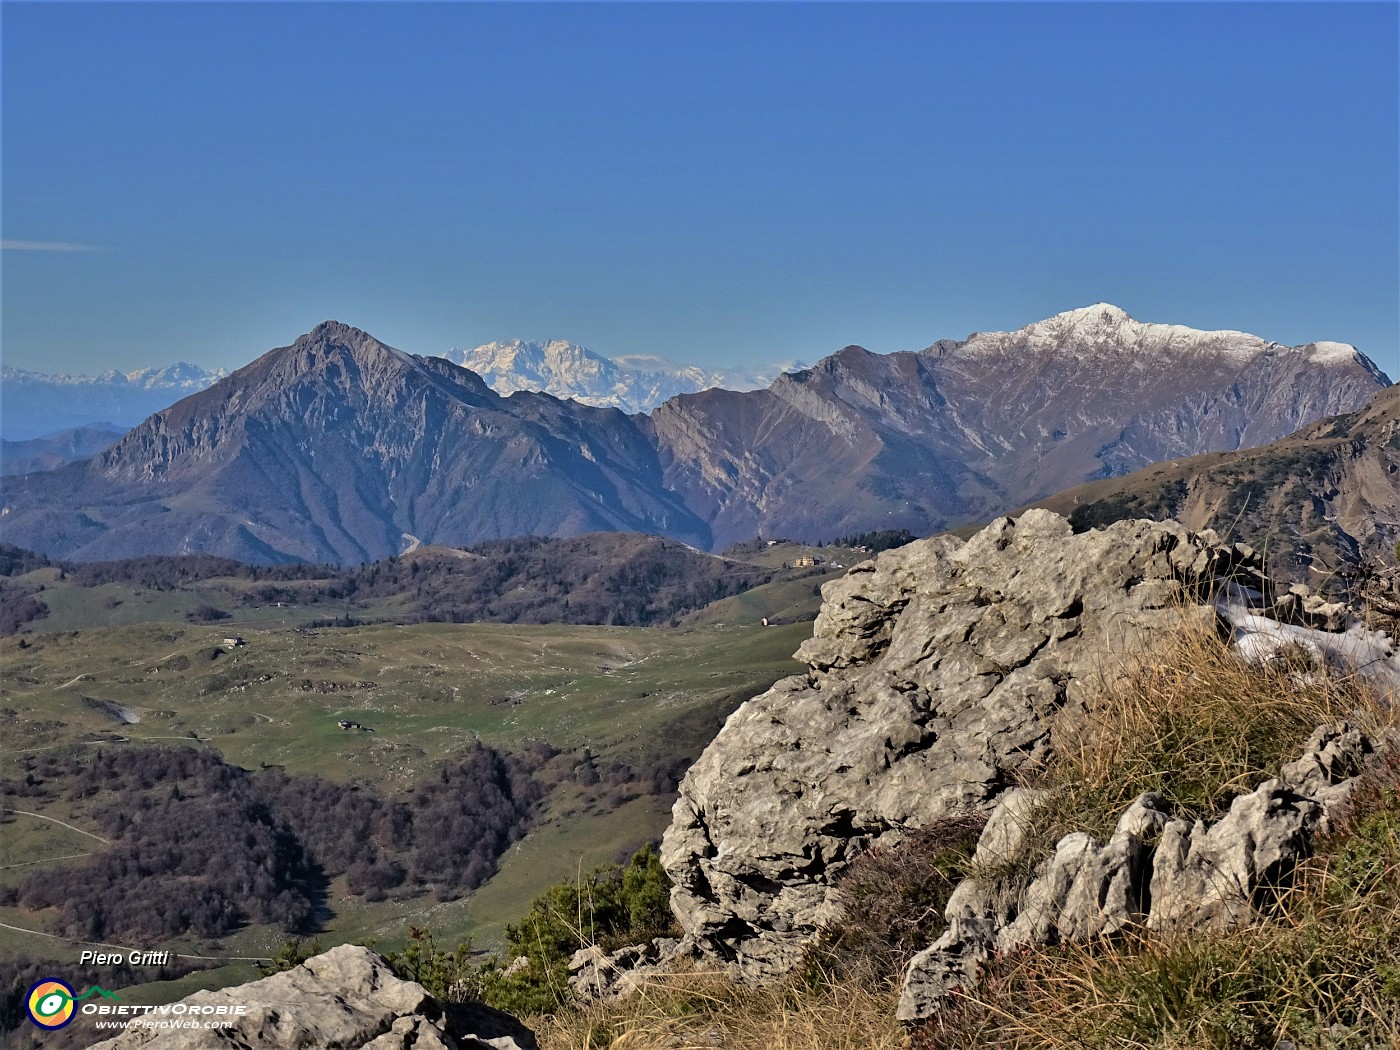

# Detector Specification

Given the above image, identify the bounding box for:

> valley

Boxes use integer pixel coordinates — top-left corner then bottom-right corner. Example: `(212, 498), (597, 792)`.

(0, 611), (811, 1013)
(0, 532), (867, 1043)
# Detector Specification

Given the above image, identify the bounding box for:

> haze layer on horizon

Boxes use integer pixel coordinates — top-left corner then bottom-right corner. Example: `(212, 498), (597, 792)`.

(2, 1), (1396, 375)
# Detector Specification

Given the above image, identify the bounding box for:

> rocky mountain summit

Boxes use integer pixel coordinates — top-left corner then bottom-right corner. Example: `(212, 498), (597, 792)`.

(84, 944), (535, 1049)
(635, 510), (1399, 1000)
(2, 323), (710, 563)
(650, 304), (1389, 547)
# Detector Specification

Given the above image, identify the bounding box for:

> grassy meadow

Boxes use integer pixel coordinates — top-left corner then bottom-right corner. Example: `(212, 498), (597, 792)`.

(0, 594), (813, 1016)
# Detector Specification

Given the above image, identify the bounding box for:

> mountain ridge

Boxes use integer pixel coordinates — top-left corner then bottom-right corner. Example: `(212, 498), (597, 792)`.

(1032, 382), (1400, 583)
(0, 362), (226, 440)
(1, 307), (1388, 564)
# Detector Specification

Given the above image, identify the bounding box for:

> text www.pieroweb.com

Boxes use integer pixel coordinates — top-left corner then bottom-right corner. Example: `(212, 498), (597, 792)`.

(87, 1002), (247, 1031)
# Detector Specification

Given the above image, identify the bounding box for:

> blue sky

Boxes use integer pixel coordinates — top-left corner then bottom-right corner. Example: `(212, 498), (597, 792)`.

(2, 1), (1397, 375)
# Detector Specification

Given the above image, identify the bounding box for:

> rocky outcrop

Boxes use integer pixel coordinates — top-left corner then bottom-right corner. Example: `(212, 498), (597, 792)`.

(85, 944), (536, 1049)
(660, 510), (1263, 980)
(568, 937), (699, 1002)
(896, 723), (1377, 1021)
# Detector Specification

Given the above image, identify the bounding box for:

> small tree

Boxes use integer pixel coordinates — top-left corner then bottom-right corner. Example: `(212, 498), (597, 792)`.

(258, 937), (323, 976)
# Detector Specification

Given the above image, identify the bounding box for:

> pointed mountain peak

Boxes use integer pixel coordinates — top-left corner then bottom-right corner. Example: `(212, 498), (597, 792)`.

(280, 321), (418, 370)
(298, 319), (386, 349)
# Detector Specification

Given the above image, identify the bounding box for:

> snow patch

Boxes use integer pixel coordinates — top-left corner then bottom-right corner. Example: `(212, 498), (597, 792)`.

(1220, 599), (1400, 692)
(1305, 341), (1359, 365)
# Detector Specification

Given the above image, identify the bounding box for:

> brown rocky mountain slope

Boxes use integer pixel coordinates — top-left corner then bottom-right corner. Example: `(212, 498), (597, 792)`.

(0, 308), (1387, 563)
(649, 304), (1389, 547)
(1, 323), (710, 563)
(1034, 383), (1400, 585)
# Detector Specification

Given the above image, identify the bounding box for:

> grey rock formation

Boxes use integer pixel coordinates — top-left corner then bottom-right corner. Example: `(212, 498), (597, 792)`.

(896, 723), (1376, 1022)
(568, 937), (697, 1001)
(661, 510), (1255, 980)
(85, 944), (537, 1049)
(1148, 723), (1372, 932)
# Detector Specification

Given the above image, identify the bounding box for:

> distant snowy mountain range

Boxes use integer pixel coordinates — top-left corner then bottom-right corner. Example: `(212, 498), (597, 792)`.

(0, 362), (228, 440)
(443, 340), (808, 414)
(1, 344), (804, 441)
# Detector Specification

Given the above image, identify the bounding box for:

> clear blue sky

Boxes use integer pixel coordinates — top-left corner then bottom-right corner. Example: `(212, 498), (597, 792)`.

(3, 1), (1397, 375)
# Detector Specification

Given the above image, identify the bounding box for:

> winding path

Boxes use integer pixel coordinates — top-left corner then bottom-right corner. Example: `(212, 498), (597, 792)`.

(2, 808), (110, 844)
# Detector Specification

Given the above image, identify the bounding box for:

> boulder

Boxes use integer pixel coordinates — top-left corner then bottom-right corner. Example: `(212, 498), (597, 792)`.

(84, 944), (536, 1049)
(661, 511), (1254, 980)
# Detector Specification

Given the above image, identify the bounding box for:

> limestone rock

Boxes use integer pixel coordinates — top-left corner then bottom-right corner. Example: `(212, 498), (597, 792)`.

(1148, 724), (1373, 932)
(898, 724), (1376, 1022)
(662, 511), (1250, 979)
(85, 944), (537, 1049)
(568, 937), (696, 1002)
(969, 787), (1053, 869)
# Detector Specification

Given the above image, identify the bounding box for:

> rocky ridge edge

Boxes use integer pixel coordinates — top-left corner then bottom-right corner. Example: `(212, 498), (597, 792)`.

(569, 511), (1397, 1002)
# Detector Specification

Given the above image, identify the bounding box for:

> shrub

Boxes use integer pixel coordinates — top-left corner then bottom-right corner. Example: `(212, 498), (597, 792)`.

(384, 927), (481, 1004)
(807, 815), (984, 984)
(482, 845), (680, 1016)
(258, 937), (324, 976)
(184, 603), (231, 623)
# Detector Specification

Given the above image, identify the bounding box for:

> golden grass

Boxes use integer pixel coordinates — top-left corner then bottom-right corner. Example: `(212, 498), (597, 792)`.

(532, 967), (909, 1050)
(1017, 614), (1394, 853)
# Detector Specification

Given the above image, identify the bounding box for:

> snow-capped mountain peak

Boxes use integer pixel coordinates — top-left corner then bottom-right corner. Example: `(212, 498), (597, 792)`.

(962, 303), (1367, 370)
(442, 340), (807, 413)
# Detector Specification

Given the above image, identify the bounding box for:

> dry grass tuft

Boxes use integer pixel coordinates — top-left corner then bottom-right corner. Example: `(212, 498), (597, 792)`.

(532, 965), (909, 1050)
(1011, 614), (1393, 861)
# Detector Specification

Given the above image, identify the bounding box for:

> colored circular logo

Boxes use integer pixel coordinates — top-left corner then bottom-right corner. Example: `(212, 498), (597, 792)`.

(26, 979), (76, 1029)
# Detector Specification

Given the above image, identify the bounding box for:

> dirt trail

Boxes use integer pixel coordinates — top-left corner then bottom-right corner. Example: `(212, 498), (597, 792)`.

(3, 808), (110, 844)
